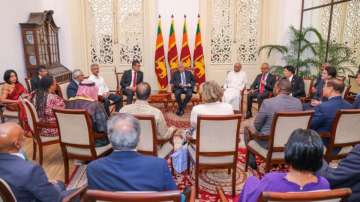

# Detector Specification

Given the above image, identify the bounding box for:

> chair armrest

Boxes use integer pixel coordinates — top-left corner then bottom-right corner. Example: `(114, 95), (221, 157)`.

(61, 185), (87, 202)
(186, 135), (196, 144)
(37, 122), (58, 129)
(319, 132), (331, 138)
(216, 186), (229, 202)
(245, 126), (269, 141)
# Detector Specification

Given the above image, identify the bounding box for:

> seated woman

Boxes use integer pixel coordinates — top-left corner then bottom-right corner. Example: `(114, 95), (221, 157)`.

(240, 129), (329, 202)
(34, 76), (65, 137)
(0, 69), (30, 131)
(304, 66), (337, 110)
(65, 79), (108, 146)
(190, 80), (234, 130)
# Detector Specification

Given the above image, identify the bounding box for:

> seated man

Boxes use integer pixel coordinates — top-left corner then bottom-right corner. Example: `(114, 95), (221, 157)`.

(0, 123), (67, 202)
(310, 78), (352, 135)
(318, 144), (360, 201)
(120, 59), (144, 104)
(120, 82), (176, 141)
(89, 64), (123, 115)
(66, 69), (85, 99)
(244, 78), (302, 168)
(353, 70), (360, 109)
(66, 80), (108, 146)
(170, 64), (195, 116)
(246, 63), (276, 119)
(283, 65), (305, 98)
(87, 113), (177, 191)
(223, 62), (247, 111)
(30, 65), (48, 92)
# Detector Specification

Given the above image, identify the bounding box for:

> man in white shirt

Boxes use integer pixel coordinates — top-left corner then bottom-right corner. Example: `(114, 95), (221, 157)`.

(223, 63), (247, 110)
(89, 64), (123, 115)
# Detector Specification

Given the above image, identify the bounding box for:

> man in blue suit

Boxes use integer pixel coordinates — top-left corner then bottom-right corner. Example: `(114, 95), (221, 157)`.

(0, 123), (66, 202)
(87, 113), (177, 191)
(310, 78), (352, 135)
(67, 69), (85, 99)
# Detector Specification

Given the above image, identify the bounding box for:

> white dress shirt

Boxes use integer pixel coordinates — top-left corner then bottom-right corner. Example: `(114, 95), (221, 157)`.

(223, 70), (247, 110)
(88, 74), (109, 95)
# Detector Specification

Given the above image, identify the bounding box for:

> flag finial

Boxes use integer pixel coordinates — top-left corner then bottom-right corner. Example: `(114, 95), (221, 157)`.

(184, 14), (187, 18)
(158, 15), (161, 18)
(171, 14), (174, 18)
(198, 14), (200, 18)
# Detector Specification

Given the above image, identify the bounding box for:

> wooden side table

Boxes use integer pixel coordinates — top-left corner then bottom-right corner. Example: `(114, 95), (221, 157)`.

(148, 91), (171, 111)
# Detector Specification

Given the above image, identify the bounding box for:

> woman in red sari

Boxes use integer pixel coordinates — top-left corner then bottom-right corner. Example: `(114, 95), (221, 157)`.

(0, 70), (30, 131)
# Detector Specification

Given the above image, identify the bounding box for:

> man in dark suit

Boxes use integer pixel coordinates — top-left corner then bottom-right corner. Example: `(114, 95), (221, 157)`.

(246, 63), (276, 119)
(0, 122), (67, 202)
(87, 113), (177, 191)
(170, 64), (195, 116)
(283, 65), (305, 98)
(318, 144), (360, 202)
(311, 78), (352, 135)
(66, 69), (85, 99)
(30, 65), (48, 92)
(120, 59), (144, 104)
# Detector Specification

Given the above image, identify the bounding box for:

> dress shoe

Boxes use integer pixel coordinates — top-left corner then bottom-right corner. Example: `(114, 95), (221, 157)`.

(179, 110), (185, 116)
(245, 111), (253, 119)
(176, 110), (181, 116)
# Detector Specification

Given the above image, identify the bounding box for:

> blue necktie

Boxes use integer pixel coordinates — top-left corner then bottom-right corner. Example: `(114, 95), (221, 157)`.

(181, 72), (185, 85)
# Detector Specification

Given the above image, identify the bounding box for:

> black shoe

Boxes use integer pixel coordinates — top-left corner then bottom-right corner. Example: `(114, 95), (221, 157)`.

(179, 110), (185, 116)
(245, 111), (253, 119)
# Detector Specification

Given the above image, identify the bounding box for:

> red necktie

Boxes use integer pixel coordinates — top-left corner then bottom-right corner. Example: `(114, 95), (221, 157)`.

(259, 74), (265, 94)
(132, 71), (137, 88)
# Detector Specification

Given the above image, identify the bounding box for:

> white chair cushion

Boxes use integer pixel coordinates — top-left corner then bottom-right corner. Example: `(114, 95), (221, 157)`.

(2, 109), (18, 118)
(157, 142), (173, 158)
(247, 140), (284, 160)
(323, 146), (353, 156)
(66, 143), (112, 157)
(188, 145), (234, 165)
(40, 136), (59, 143)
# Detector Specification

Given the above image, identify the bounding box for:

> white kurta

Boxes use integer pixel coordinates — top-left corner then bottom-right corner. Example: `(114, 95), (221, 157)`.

(223, 70), (247, 110)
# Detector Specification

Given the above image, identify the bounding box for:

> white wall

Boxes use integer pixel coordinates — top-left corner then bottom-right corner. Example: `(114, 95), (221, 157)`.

(0, 0), (42, 82)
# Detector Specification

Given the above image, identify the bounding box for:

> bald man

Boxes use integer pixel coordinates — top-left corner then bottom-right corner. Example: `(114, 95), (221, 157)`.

(223, 63), (247, 110)
(120, 82), (176, 141)
(0, 123), (65, 202)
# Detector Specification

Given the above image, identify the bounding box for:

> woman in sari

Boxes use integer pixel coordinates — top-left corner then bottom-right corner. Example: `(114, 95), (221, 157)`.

(34, 76), (65, 137)
(0, 70), (30, 131)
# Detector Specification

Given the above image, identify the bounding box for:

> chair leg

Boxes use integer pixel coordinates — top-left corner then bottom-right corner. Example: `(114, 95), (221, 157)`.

(195, 166), (199, 198)
(32, 141), (37, 160)
(64, 156), (70, 184)
(227, 168), (231, 175)
(232, 165), (237, 197)
(245, 149), (250, 172)
(265, 160), (271, 173)
(39, 144), (44, 165)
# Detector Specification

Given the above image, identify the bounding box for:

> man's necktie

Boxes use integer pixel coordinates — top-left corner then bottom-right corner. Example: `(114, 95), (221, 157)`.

(181, 72), (186, 85)
(259, 74), (265, 94)
(132, 71), (137, 88)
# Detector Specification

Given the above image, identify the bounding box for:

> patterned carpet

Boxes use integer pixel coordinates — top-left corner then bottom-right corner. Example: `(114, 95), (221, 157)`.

(68, 103), (269, 202)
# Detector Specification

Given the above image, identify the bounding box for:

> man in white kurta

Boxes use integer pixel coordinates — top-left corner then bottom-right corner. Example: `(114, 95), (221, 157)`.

(223, 63), (247, 110)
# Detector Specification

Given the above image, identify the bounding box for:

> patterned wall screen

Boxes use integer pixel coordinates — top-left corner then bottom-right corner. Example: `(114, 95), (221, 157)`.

(234, 0), (260, 64)
(87, 0), (114, 64)
(117, 0), (143, 64)
(210, 0), (260, 64)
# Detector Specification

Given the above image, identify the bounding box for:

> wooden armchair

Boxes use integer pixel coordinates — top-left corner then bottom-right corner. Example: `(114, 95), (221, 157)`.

(53, 109), (113, 183)
(23, 99), (59, 165)
(188, 114), (242, 197)
(300, 78), (314, 103)
(0, 178), (16, 202)
(216, 186), (351, 202)
(0, 82), (19, 123)
(323, 109), (360, 162)
(245, 111), (313, 173)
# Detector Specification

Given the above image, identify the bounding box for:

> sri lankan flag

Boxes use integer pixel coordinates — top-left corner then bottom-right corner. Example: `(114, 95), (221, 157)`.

(193, 15), (205, 84)
(167, 15), (178, 69)
(154, 16), (168, 90)
(180, 15), (191, 69)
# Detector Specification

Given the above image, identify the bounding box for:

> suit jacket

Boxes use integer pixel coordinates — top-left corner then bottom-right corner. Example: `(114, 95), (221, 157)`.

(66, 79), (79, 99)
(30, 76), (41, 92)
(120, 69), (143, 89)
(0, 153), (62, 202)
(290, 75), (306, 98)
(170, 70), (195, 91)
(250, 73), (276, 93)
(319, 144), (360, 202)
(87, 151), (177, 191)
(254, 94), (303, 135)
(353, 93), (360, 109)
(310, 96), (352, 133)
